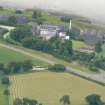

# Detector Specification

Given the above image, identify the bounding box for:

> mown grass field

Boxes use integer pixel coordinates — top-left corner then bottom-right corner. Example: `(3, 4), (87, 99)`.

(0, 46), (49, 67)
(9, 72), (105, 105)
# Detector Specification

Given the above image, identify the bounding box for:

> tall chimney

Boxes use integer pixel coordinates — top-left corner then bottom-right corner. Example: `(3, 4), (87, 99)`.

(69, 19), (72, 32)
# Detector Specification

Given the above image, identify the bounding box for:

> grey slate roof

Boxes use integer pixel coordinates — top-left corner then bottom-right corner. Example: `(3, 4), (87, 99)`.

(0, 15), (9, 21)
(16, 16), (29, 24)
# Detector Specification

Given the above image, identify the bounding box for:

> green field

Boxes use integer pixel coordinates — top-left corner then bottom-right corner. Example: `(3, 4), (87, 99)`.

(72, 40), (92, 50)
(0, 76), (3, 105)
(9, 72), (105, 105)
(0, 46), (48, 67)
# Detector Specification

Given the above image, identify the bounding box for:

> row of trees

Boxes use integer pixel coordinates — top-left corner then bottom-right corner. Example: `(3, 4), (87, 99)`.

(13, 98), (42, 105)
(0, 60), (33, 74)
(0, 9), (43, 26)
(13, 94), (104, 105)
(1, 76), (10, 96)
(0, 16), (17, 25)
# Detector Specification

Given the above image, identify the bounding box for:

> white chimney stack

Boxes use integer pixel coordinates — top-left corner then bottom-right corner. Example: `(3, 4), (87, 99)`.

(69, 19), (72, 32)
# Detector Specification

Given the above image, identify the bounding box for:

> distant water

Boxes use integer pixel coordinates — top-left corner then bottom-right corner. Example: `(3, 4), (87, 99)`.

(0, 0), (105, 23)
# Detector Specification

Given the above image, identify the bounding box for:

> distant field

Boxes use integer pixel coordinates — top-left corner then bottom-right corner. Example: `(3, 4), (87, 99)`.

(1, 8), (105, 31)
(0, 46), (49, 67)
(9, 72), (105, 105)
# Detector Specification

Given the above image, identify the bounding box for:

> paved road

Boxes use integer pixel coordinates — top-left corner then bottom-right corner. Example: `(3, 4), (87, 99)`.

(0, 24), (105, 85)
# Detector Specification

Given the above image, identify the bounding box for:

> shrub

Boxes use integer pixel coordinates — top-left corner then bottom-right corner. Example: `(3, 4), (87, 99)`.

(4, 89), (10, 95)
(2, 77), (10, 85)
(48, 64), (66, 72)
(15, 10), (22, 14)
(89, 66), (99, 72)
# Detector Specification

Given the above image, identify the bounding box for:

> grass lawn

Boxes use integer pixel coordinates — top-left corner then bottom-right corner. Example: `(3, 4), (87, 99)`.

(0, 76), (3, 105)
(0, 46), (49, 67)
(9, 72), (105, 105)
(72, 40), (92, 50)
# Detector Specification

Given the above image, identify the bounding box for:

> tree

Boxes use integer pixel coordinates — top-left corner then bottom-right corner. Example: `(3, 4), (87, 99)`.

(2, 77), (10, 85)
(36, 18), (44, 25)
(15, 10), (22, 14)
(32, 10), (41, 19)
(22, 60), (33, 71)
(86, 94), (104, 105)
(10, 26), (32, 42)
(13, 98), (41, 105)
(7, 61), (22, 73)
(59, 40), (73, 56)
(0, 6), (3, 10)
(95, 43), (102, 53)
(60, 95), (70, 105)
(13, 98), (23, 105)
(0, 63), (5, 72)
(4, 89), (10, 95)
(48, 64), (66, 72)
(8, 16), (17, 24)
(61, 16), (72, 23)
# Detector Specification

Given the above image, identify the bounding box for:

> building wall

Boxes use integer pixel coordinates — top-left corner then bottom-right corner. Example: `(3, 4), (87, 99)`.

(40, 29), (57, 40)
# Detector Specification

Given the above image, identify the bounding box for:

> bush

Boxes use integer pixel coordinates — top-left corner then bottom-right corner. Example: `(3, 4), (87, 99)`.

(48, 64), (66, 72)
(4, 89), (10, 95)
(89, 66), (99, 72)
(2, 77), (10, 85)
(86, 94), (104, 105)
(15, 10), (22, 14)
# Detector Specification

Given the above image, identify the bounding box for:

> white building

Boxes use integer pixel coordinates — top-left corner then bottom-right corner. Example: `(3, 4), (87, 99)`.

(39, 24), (69, 40)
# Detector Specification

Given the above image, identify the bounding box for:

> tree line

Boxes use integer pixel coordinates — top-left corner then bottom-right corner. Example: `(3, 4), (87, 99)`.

(13, 94), (104, 105)
(0, 60), (33, 74)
